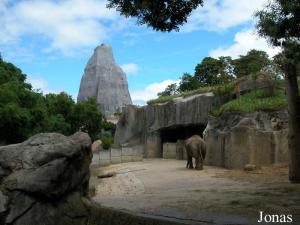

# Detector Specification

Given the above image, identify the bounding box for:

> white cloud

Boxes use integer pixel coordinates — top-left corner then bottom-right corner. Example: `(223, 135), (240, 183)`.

(27, 76), (60, 94)
(0, 0), (124, 54)
(183, 0), (268, 32)
(209, 29), (281, 59)
(121, 63), (139, 75)
(130, 79), (180, 105)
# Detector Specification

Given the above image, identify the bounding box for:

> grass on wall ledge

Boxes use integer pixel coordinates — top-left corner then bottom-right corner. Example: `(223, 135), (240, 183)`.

(209, 89), (288, 117)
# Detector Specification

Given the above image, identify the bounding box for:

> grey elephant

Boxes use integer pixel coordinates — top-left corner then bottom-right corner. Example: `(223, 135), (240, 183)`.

(184, 135), (206, 170)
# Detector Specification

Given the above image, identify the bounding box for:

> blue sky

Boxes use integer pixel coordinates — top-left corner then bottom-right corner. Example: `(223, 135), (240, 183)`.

(0, 0), (281, 105)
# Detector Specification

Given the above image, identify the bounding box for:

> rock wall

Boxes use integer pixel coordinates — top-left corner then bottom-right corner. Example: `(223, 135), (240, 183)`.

(204, 110), (289, 169)
(77, 44), (132, 117)
(0, 132), (92, 225)
(114, 93), (229, 157)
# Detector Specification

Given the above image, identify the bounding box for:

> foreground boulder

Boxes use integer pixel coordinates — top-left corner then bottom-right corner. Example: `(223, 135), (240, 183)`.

(0, 132), (92, 225)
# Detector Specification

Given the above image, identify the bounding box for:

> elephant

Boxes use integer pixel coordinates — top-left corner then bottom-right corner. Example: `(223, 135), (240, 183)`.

(184, 135), (206, 170)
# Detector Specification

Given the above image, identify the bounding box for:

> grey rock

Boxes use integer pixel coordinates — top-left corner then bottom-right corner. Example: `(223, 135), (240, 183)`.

(204, 111), (289, 169)
(244, 164), (257, 171)
(0, 132), (92, 225)
(0, 191), (8, 213)
(91, 140), (102, 153)
(239, 76), (272, 94)
(77, 44), (132, 117)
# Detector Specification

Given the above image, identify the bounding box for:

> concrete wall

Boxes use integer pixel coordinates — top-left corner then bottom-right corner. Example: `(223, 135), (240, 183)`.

(99, 150), (111, 166)
(111, 148), (121, 164)
(162, 143), (177, 159)
(97, 145), (143, 166)
(144, 131), (161, 158)
(91, 152), (100, 166)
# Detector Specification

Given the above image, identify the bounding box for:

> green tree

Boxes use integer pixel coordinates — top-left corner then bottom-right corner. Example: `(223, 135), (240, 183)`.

(0, 58), (37, 144)
(45, 92), (75, 119)
(233, 49), (271, 78)
(256, 0), (300, 183)
(102, 119), (117, 136)
(195, 57), (219, 86)
(0, 57), (112, 144)
(194, 57), (234, 86)
(178, 73), (200, 92)
(0, 103), (31, 144)
(44, 114), (71, 135)
(0, 58), (26, 84)
(158, 83), (179, 96)
(70, 98), (103, 140)
(218, 56), (235, 83)
(107, 0), (203, 32)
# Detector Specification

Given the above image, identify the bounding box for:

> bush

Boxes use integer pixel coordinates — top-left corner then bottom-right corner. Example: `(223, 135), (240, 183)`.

(101, 136), (114, 150)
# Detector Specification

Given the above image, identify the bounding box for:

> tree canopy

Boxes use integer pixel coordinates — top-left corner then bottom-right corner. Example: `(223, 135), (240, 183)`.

(255, 0), (300, 48)
(158, 83), (179, 97)
(107, 0), (203, 32)
(0, 57), (115, 144)
(158, 49), (273, 96)
(233, 50), (270, 78)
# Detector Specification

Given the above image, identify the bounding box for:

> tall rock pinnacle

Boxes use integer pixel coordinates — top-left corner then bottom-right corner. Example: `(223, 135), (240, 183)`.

(77, 44), (132, 117)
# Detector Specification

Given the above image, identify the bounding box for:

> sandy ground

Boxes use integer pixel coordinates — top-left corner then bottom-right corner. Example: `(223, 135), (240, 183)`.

(91, 159), (300, 225)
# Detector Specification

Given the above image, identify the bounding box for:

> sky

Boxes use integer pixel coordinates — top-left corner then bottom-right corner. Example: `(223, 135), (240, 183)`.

(0, 0), (281, 105)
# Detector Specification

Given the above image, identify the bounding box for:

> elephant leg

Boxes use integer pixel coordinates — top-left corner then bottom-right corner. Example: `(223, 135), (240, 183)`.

(195, 157), (203, 170)
(188, 157), (193, 169)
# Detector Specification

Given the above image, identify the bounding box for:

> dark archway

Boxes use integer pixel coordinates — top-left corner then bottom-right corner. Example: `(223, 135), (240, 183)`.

(159, 123), (206, 157)
(160, 124), (206, 143)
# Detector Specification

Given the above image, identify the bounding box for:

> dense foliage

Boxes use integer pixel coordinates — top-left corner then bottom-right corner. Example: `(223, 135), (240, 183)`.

(107, 0), (203, 32)
(0, 57), (115, 144)
(156, 49), (274, 99)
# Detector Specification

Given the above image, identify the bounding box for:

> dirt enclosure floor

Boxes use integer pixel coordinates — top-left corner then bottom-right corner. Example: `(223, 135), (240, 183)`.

(90, 159), (300, 225)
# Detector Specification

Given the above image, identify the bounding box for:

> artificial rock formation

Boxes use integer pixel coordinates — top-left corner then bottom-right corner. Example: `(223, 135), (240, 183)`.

(77, 44), (132, 117)
(0, 132), (92, 225)
(114, 93), (229, 157)
(204, 110), (289, 169)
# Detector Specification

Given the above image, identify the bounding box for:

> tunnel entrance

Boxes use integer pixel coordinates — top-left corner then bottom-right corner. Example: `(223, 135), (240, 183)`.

(159, 123), (206, 158)
(160, 124), (206, 143)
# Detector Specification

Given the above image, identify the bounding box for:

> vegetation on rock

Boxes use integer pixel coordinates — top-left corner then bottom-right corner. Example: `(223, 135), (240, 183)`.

(210, 89), (288, 117)
(148, 49), (279, 105)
